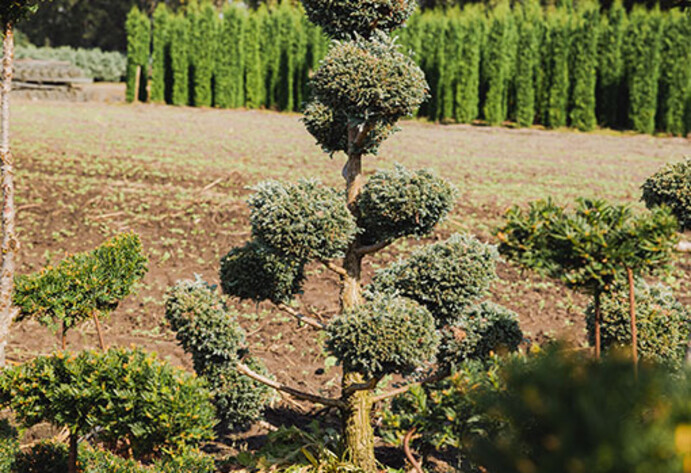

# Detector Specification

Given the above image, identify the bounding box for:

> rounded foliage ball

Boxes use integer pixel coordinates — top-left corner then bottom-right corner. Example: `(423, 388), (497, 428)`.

(165, 278), (247, 372)
(586, 280), (690, 369)
(310, 33), (427, 125)
(303, 99), (397, 156)
(300, 0), (416, 39)
(357, 164), (457, 244)
(220, 240), (306, 304)
(248, 179), (357, 261)
(641, 158), (691, 231)
(326, 293), (439, 377)
(438, 302), (523, 372)
(371, 234), (498, 326)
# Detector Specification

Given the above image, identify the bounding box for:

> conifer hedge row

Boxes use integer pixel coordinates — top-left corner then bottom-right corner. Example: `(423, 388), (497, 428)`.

(128, 2), (328, 112)
(126, 2), (691, 135)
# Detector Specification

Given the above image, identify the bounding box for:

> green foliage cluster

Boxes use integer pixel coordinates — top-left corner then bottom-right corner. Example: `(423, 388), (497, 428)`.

(0, 348), (216, 458)
(438, 301), (523, 372)
(305, 32), (427, 155)
(497, 198), (678, 294)
(134, 1), (329, 111)
(0, 0), (46, 27)
(248, 179), (357, 261)
(642, 158), (691, 231)
(471, 349), (688, 473)
(165, 279), (272, 430)
(381, 357), (506, 473)
(14, 45), (126, 81)
(301, 0), (415, 39)
(125, 6), (150, 103)
(13, 232), (147, 333)
(586, 280), (691, 370)
(326, 293), (439, 377)
(356, 164), (456, 245)
(372, 233), (498, 326)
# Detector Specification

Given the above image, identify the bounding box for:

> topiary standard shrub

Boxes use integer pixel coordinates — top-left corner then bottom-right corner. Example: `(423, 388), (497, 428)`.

(13, 232), (147, 349)
(326, 293), (439, 378)
(586, 280), (690, 370)
(165, 279), (272, 431)
(0, 348), (215, 473)
(371, 234), (499, 326)
(356, 164), (456, 245)
(642, 158), (691, 232)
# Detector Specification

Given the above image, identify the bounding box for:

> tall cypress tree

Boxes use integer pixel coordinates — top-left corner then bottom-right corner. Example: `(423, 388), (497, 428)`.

(658, 10), (691, 136)
(455, 4), (483, 124)
(125, 6), (150, 103)
(596, 0), (627, 129)
(569, 1), (599, 131)
(440, 13), (459, 122)
(483, 2), (513, 126)
(190, 2), (217, 107)
(514, 0), (541, 127)
(216, 4), (246, 109)
(171, 14), (190, 106)
(625, 6), (662, 135)
(151, 4), (172, 104)
(244, 12), (264, 109)
(545, 8), (571, 128)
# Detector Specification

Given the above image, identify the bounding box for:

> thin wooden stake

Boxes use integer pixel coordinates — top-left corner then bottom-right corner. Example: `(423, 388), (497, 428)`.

(93, 313), (106, 351)
(61, 321), (67, 350)
(594, 292), (601, 359)
(627, 268), (638, 377)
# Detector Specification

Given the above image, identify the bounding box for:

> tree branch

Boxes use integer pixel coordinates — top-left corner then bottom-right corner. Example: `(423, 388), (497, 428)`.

(372, 372), (446, 403)
(276, 303), (326, 330)
(320, 259), (348, 277)
(236, 362), (343, 408)
(356, 240), (393, 256)
(342, 376), (381, 396)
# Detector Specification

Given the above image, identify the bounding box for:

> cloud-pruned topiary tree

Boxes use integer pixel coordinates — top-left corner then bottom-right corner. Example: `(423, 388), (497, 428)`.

(162, 1), (523, 469)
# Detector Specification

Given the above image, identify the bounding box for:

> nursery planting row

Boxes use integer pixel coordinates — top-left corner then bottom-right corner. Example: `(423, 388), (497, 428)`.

(126, 1), (691, 135)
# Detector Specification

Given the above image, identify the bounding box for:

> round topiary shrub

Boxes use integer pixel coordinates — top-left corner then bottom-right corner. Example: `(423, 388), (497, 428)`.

(165, 279), (273, 431)
(300, 0), (416, 39)
(326, 293), (439, 378)
(437, 302), (523, 372)
(357, 164), (457, 245)
(586, 280), (691, 369)
(371, 233), (498, 326)
(302, 99), (397, 156)
(309, 33), (427, 127)
(248, 179), (357, 261)
(219, 240), (306, 304)
(641, 158), (691, 231)
(12, 441), (68, 473)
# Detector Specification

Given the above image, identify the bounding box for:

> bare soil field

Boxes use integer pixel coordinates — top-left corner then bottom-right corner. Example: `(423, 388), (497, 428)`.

(7, 100), (691, 442)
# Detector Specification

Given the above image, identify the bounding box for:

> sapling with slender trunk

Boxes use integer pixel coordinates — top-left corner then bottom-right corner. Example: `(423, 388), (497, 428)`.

(0, 0), (49, 369)
(166, 1), (523, 470)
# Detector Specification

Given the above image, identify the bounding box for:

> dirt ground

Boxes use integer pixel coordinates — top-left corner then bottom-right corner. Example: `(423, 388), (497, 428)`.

(5, 97), (691, 453)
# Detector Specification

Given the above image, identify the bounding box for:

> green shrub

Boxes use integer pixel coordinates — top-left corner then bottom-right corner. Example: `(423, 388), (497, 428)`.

(13, 441), (68, 473)
(80, 447), (149, 473)
(0, 419), (18, 473)
(165, 279), (272, 430)
(381, 357), (507, 473)
(248, 179), (357, 261)
(15, 45), (126, 82)
(356, 164), (456, 245)
(170, 14), (190, 106)
(125, 6), (150, 102)
(13, 232), (147, 335)
(220, 240), (306, 305)
(152, 447), (215, 473)
(438, 301), (523, 372)
(586, 280), (690, 370)
(371, 233), (498, 326)
(151, 4), (172, 104)
(658, 10), (691, 136)
(0, 348), (216, 459)
(625, 6), (662, 134)
(326, 293), (439, 378)
(300, 0), (415, 39)
(641, 158), (691, 231)
(471, 349), (684, 473)
(309, 32), (427, 132)
(569, 2), (599, 131)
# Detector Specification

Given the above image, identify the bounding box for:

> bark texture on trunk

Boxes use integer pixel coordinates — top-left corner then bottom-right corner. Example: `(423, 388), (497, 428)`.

(341, 371), (376, 473)
(0, 24), (17, 369)
(68, 431), (78, 473)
